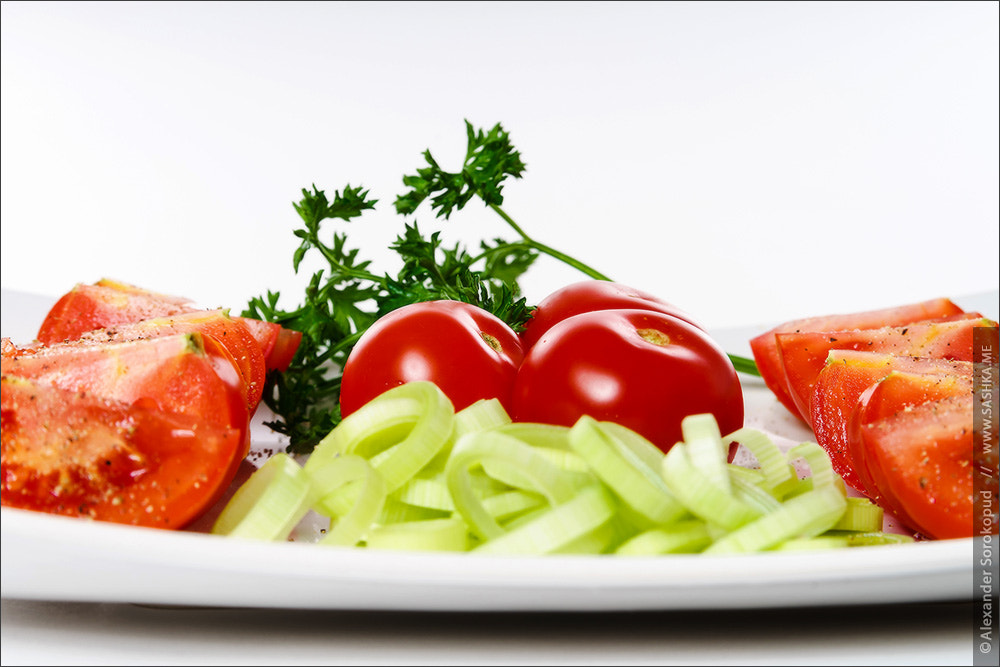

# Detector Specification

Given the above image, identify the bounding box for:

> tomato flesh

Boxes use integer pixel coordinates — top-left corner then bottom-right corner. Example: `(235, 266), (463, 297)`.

(519, 280), (704, 350)
(1, 334), (250, 470)
(512, 309), (744, 454)
(749, 298), (965, 420)
(856, 392), (985, 539)
(1, 376), (243, 528)
(73, 309), (268, 412)
(37, 279), (302, 376)
(777, 315), (993, 420)
(846, 370), (973, 529)
(809, 350), (973, 492)
(340, 301), (524, 417)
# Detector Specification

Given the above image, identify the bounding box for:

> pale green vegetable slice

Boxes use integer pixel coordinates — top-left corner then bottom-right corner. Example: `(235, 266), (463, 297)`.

(681, 413), (731, 494)
(211, 453), (312, 541)
(568, 416), (686, 526)
(308, 454), (387, 546)
(614, 520), (713, 555)
(661, 441), (763, 530)
(704, 484), (848, 554)
(472, 485), (617, 555)
(723, 427), (795, 494)
(446, 431), (583, 540)
(831, 497), (884, 532)
(308, 382), (454, 493)
(365, 518), (469, 552)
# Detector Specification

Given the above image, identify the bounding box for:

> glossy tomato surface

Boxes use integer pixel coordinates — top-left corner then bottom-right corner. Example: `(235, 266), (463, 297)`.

(519, 280), (703, 350)
(74, 309), (268, 412)
(856, 392), (984, 539)
(808, 350), (973, 493)
(749, 298), (966, 420)
(1, 376), (244, 529)
(512, 309), (743, 453)
(777, 315), (993, 420)
(339, 300), (524, 417)
(847, 370), (973, 530)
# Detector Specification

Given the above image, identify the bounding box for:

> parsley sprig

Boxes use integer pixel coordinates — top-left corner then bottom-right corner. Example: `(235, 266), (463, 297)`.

(246, 120), (756, 455)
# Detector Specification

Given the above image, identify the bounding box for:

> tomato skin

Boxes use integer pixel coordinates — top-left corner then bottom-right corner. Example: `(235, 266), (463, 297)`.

(511, 309), (744, 453)
(37, 279), (303, 378)
(339, 301), (524, 417)
(37, 282), (191, 344)
(854, 392), (983, 539)
(73, 309), (268, 412)
(777, 315), (993, 420)
(1, 376), (244, 528)
(846, 370), (973, 530)
(809, 350), (973, 492)
(519, 280), (703, 350)
(749, 298), (966, 420)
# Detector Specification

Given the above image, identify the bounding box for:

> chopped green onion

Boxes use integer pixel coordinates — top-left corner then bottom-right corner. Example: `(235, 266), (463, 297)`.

(211, 453), (312, 541)
(213, 385), (913, 555)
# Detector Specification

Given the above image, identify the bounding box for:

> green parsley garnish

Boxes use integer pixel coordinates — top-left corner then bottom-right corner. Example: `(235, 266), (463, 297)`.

(245, 120), (756, 455)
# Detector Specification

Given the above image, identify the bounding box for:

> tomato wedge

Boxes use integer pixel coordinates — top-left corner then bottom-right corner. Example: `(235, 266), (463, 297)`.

(73, 310), (267, 412)
(846, 370), (973, 527)
(854, 392), (983, 539)
(1, 333), (250, 468)
(37, 279), (303, 374)
(749, 298), (966, 419)
(777, 315), (993, 420)
(1, 375), (244, 528)
(37, 281), (195, 344)
(809, 350), (973, 492)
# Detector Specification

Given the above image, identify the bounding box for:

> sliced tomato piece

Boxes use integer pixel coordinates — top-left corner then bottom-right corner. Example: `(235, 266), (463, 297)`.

(749, 298), (965, 419)
(1, 333), (250, 475)
(37, 282), (193, 344)
(855, 392), (985, 539)
(809, 350), (973, 492)
(777, 315), (993, 419)
(237, 317), (303, 372)
(846, 370), (973, 527)
(73, 310), (267, 412)
(38, 280), (302, 376)
(1, 376), (243, 529)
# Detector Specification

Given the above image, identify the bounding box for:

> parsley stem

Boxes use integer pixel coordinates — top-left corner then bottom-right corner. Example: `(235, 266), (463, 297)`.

(489, 204), (759, 377)
(488, 203), (612, 282)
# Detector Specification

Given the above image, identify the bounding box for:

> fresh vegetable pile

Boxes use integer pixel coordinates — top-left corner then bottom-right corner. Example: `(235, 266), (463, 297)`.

(212, 381), (903, 554)
(1, 279), (301, 528)
(1, 120), (992, 553)
(750, 300), (997, 539)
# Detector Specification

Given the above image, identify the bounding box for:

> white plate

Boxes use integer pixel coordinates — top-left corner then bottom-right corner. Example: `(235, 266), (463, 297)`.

(1, 288), (994, 612)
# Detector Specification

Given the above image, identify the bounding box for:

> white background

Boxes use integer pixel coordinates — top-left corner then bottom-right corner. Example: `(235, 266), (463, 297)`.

(1, 4), (997, 664)
(2, 1), (997, 332)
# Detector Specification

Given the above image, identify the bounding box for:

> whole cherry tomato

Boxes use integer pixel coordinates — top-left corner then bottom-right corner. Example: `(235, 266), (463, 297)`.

(340, 300), (524, 417)
(511, 309), (744, 453)
(519, 280), (704, 350)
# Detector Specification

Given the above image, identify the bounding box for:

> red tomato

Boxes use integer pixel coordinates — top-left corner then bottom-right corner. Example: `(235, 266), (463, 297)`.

(37, 282), (191, 343)
(749, 298), (966, 420)
(74, 309), (269, 412)
(519, 280), (703, 350)
(339, 301), (524, 417)
(847, 370), (973, 530)
(777, 315), (993, 420)
(854, 392), (984, 539)
(809, 350), (973, 492)
(37, 279), (303, 377)
(511, 309), (744, 454)
(1, 333), (251, 529)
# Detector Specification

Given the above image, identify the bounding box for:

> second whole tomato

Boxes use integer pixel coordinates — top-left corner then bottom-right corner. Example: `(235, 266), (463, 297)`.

(511, 309), (744, 454)
(519, 280), (704, 350)
(339, 300), (524, 417)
